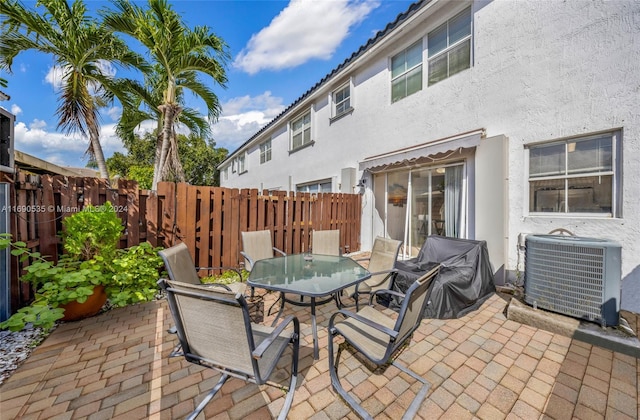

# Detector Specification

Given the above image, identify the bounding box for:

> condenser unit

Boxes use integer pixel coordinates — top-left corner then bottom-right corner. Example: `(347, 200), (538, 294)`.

(524, 235), (621, 326)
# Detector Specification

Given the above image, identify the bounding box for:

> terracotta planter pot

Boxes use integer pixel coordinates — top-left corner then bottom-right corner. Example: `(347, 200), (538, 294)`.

(60, 285), (107, 321)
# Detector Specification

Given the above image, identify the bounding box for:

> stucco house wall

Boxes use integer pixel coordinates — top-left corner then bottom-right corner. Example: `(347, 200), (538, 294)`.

(219, 0), (640, 311)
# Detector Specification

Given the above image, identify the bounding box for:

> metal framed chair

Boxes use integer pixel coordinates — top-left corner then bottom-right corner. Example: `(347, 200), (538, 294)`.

(328, 265), (440, 420)
(311, 229), (341, 256)
(158, 279), (300, 420)
(241, 230), (286, 270)
(159, 242), (246, 294)
(159, 242), (247, 351)
(343, 236), (402, 310)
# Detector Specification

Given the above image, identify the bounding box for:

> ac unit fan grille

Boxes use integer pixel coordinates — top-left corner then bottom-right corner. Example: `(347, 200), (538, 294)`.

(524, 235), (620, 326)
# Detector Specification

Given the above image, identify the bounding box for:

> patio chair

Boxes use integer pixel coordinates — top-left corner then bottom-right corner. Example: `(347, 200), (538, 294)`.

(342, 236), (402, 310)
(159, 243), (246, 345)
(328, 264), (440, 420)
(241, 230), (286, 270)
(159, 242), (246, 293)
(311, 229), (341, 256)
(158, 279), (299, 420)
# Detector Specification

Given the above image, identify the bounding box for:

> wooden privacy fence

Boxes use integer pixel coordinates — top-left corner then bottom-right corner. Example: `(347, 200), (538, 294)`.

(154, 184), (362, 270)
(3, 172), (361, 312)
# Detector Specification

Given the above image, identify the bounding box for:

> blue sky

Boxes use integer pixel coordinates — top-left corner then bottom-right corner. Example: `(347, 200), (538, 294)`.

(0, 0), (413, 168)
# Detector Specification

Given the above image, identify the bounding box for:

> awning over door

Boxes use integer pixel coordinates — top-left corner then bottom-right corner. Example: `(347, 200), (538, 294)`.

(359, 128), (485, 172)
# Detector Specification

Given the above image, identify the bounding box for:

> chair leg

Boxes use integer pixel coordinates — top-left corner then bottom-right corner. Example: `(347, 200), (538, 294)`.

(391, 360), (431, 420)
(328, 327), (374, 420)
(278, 321), (300, 420)
(278, 374), (297, 420)
(328, 318), (431, 420)
(169, 343), (183, 358)
(186, 373), (229, 420)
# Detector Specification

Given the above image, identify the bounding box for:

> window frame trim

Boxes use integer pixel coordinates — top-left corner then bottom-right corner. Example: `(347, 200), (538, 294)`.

(525, 129), (621, 218)
(289, 110), (313, 152)
(390, 39), (424, 103)
(259, 139), (272, 164)
(426, 6), (473, 86)
(332, 82), (352, 118)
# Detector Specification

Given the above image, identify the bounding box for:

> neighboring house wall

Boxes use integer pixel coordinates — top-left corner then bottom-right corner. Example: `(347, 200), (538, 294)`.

(220, 0), (640, 311)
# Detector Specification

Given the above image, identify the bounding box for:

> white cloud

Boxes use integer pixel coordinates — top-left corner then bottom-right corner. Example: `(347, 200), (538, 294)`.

(10, 104), (22, 115)
(211, 92), (286, 150)
(234, 0), (379, 74)
(106, 106), (121, 121)
(13, 119), (125, 168)
(45, 66), (65, 91)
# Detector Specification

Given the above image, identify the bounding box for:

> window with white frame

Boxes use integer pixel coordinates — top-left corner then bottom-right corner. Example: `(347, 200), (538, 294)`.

(291, 112), (311, 150)
(333, 84), (351, 117)
(391, 41), (423, 103)
(221, 166), (228, 181)
(528, 131), (620, 215)
(297, 180), (332, 193)
(260, 139), (272, 164)
(237, 153), (246, 174)
(428, 7), (472, 86)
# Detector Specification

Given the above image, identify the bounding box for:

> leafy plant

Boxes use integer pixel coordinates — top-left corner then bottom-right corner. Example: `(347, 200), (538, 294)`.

(202, 269), (248, 285)
(107, 242), (165, 307)
(62, 202), (123, 261)
(0, 203), (165, 332)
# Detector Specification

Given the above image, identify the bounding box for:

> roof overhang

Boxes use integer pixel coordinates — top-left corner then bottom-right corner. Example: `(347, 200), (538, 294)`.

(359, 128), (485, 173)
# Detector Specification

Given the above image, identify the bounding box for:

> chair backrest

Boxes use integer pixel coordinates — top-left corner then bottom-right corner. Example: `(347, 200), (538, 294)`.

(162, 279), (257, 375)
(241, 230), (275, 270)
(365, 237), (402, 290)
(312, 230), (341, 256)
(394, 265), (440, 347)
(158, 242), (201, 285)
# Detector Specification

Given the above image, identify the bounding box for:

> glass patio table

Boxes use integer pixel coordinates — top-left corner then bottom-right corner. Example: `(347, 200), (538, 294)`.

(247, 253), (370, 359)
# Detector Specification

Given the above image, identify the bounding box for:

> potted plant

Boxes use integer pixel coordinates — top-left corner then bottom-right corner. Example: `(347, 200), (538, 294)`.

(0, 202), (165, 332)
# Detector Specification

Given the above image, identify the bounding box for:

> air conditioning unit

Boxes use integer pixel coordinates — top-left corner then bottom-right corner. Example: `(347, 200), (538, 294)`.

(524, 235), (621, 326)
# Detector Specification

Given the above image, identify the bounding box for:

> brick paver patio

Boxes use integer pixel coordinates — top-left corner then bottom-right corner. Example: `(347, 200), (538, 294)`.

(1, 290), (638, 419)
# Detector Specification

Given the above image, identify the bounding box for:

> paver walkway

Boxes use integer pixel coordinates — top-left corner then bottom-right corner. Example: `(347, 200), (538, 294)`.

(1, 291), (638, 419)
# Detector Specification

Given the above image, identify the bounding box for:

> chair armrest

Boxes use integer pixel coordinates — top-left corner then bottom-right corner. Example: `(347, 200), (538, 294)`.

(369, 268), (397, 276)
(197, 266), (243, 278)
(273, 247), (286, 257)
(368, 289), (405, 306)
(331, 309), (398, 340)
(252, 315), (300, 359)
(240, 251), (255, 269)
(202, 283), (233, 291)
(355, 269), (397, 292)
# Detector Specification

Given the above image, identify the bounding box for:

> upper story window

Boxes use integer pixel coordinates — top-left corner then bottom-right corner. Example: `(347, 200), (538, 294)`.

(528, 131), (620, 216)
(221, 166), (228, 181)
(333, 84), (351, 117)
(260, 139), (272, 164)
(391, 41), (423, 103)
(291, 111), (311, 150)
(428, 7), (472, 86)
(237, 153), (247, 174)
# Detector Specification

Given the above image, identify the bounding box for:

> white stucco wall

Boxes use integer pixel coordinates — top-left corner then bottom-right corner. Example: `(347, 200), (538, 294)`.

(221, 0), (640, 309)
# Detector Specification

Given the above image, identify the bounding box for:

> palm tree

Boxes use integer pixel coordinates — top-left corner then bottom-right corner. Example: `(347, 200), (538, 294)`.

(112, 65), (214, 183)
(0, 0), (146, 179)
(102, 0), (229, 190)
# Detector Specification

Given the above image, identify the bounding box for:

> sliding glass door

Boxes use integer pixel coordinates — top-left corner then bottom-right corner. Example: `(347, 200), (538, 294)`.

(374, 163), (465, 258)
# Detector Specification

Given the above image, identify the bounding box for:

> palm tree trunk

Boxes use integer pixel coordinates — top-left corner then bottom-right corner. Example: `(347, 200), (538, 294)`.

(89, 123), (109, 179)
(152, 103), (182, 190)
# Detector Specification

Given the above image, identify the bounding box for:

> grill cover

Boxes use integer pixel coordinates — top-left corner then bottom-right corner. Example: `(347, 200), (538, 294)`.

(390, 236), (496, 319)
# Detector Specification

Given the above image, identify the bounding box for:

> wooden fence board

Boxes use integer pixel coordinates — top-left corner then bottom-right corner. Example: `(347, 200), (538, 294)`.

(212, 188), (224, 268)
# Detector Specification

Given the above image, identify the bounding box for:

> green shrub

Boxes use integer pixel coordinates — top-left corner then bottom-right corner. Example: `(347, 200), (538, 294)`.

(108, 242), (165, 307)
(0, 203), (165, 332)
